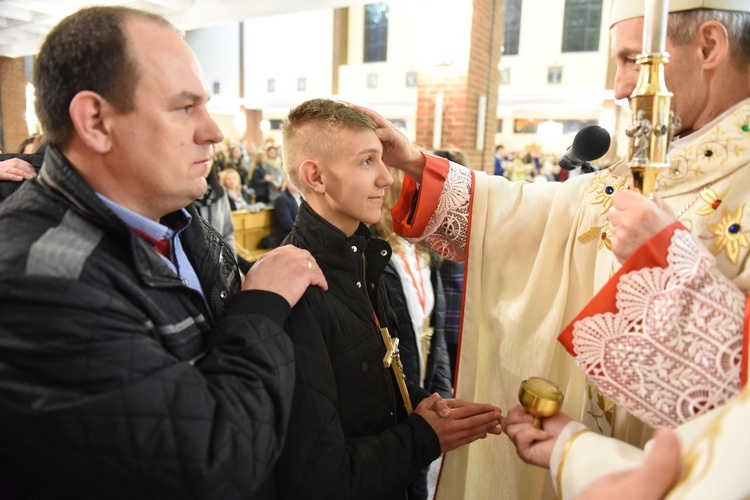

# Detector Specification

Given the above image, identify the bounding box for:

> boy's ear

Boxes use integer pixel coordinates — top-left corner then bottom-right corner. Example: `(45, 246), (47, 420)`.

(69, 91), (115, 154)
(299, 159), (326, 194)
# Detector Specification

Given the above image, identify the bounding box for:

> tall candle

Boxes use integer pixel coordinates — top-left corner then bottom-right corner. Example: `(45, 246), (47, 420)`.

(643, 0), (669, 54)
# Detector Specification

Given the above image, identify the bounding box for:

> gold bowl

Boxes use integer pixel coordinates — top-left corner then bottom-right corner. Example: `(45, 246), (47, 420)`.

(518, 377), (564, 428)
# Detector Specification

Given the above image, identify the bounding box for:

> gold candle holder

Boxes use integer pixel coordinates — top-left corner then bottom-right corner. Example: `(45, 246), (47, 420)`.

(518, 377), (564, 428)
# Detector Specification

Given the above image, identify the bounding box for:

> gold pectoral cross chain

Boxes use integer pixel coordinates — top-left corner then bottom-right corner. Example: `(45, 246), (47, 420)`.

(380, 327), (414, 414)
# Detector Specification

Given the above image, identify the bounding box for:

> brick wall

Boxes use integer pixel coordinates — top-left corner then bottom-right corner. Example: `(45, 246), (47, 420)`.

(0, 56), (28, 153)
(415, 0), (504, 172)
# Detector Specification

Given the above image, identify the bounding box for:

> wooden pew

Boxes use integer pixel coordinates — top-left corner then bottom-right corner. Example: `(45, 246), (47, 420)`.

(231, 208), (276, 263)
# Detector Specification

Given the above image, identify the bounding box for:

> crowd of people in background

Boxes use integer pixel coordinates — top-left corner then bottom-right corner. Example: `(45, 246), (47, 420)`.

(493, 143), (609, 183)
(210, 139), (286, 208)
(206, 139), (304, 248)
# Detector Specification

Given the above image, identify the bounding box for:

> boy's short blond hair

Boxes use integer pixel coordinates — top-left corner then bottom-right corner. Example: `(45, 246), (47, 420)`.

(281, 98), (377, 193)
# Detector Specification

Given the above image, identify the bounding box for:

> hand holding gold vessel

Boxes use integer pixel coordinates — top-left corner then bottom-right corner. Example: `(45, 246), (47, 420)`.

(518, 377), (564, 428)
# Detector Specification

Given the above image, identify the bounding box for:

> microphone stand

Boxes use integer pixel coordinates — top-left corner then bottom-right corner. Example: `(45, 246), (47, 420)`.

(628, 0), (680, 197)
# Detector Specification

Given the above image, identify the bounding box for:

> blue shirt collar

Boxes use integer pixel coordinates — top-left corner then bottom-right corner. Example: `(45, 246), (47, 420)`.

(96, 194), (192, 241)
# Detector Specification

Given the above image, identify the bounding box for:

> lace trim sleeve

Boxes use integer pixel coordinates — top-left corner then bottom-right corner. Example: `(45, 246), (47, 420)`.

(403, 164), (472, 262)
(572, 229), (744, 428)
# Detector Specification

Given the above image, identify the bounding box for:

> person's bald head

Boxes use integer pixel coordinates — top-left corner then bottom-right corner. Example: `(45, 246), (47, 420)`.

(34, 6), (175, 148)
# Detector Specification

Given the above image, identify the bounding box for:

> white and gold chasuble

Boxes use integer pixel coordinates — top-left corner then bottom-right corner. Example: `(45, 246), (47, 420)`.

(391, 98), (750, 499)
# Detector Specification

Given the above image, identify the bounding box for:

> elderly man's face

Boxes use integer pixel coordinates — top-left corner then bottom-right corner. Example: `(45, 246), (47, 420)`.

(611, 16), (706, 135)
(104, 17), (223, 220)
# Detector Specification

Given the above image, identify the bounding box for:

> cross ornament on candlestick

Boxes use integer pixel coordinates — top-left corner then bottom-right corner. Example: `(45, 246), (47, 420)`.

(628, 0), (680, 197)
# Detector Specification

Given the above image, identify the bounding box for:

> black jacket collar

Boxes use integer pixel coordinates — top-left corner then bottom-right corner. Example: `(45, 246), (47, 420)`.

(290, 201), (392, 287)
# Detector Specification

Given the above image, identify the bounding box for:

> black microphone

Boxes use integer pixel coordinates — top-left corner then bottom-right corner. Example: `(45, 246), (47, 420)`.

(558, 125), (611, 173)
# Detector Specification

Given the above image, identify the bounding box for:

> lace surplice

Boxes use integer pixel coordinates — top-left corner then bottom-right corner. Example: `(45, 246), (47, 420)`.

(568, 228), (743, 428)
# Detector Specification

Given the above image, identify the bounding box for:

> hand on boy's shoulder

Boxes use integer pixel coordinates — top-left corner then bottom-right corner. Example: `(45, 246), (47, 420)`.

(243, 245), (328, 307)
(0, 153), (43, 203)
(0, 156), (38, 181)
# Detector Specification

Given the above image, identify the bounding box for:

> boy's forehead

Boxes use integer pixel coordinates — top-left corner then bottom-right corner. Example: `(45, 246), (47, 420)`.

(319, 126), (379, 164)
(336, 126), (381, 149)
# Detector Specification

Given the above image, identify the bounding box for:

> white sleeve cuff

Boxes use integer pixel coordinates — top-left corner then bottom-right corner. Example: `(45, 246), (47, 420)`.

(550, 420), (589, 491)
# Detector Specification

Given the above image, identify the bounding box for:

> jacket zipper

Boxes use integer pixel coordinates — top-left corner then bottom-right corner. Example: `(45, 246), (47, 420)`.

(360, 251), (400, 425)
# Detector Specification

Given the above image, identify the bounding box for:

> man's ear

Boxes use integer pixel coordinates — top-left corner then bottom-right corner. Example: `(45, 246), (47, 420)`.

(68, 91), (115, 154)
(299, 159), (326, 194)
(697, 20), (729, 69)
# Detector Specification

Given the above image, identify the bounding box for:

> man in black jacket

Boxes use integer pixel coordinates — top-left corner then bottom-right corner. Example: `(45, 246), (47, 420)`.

(274, 98), (503, 500)
(0, 6), (326, 499)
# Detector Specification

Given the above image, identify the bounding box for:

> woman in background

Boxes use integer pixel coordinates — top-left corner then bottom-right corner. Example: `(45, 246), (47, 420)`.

(17, 136), (39, 154)
(248, 152), (271, 204)
(265, 146), (284, 202)
(223, 144), (251, 185)
(220, 168), (255, 211)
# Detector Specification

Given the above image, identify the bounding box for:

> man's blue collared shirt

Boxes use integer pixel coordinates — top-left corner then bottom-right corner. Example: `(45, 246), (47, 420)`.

(97, 194), (204, 296)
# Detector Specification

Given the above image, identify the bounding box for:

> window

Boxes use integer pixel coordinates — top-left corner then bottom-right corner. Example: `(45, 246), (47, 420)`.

(500, 67), (511, 85)
(513, 118), (598, 134)
(561, 119), (598, 134)
(561, 0), (602, 52)
(297, 77), (306, 91)
(405, 71), (417, 88)
(547, 66), (563, 84)
(266, 78), (276, 93)
(389, 119), (407, 133)
(364, 3), (388, 62)
(503, 0), (522, 55)
(514, 118), (542, 134)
